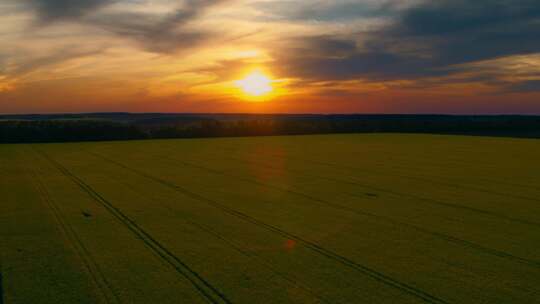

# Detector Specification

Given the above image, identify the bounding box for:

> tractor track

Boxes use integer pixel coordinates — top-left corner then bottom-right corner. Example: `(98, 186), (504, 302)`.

(113, 177), (332, 304)
(245, 154), (540, 220)
(303, 157), (540, 203)
(34, 148), (232, 304)
(235, 138), (540, 191)
(27, 163), (121, 304)
(90, 147), (540, 269)
(219, 151), (540, 228)
(309, 173), (540, 228)
(154, 155), (540, 269)
(90, 152), (450, 304)
(202, 144), (540, 217)
(120, 144), (540, 228)
(184, 219), (333, 304)
(155, 140), (540, 193)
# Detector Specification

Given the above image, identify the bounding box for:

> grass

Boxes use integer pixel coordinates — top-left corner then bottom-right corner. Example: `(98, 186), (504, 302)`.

(1, 133), (540, 303)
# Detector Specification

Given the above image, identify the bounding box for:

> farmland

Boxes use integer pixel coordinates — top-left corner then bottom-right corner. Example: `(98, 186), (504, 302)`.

(1, 134), (540, 303)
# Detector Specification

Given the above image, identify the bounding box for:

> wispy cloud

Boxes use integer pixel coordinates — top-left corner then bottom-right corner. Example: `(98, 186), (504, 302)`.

(88, 0), (230, 53)
(25, 0), (230, 53)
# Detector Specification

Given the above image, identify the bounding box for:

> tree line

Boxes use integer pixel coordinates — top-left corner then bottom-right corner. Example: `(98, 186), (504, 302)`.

(1, 115), (540, 143)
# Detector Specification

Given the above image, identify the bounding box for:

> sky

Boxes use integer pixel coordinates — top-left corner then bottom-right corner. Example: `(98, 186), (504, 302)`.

(0, 0), (539, 114)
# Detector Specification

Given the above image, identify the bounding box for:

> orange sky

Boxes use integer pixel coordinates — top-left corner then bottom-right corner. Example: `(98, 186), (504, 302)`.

(1, 0), (539, 114)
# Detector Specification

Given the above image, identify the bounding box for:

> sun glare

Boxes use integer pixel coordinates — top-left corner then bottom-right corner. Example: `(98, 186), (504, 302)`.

(235, 71), (273, 97)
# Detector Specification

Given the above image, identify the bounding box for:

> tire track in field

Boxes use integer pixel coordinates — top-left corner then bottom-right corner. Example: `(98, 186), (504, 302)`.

(311, 173), (540, 227)
(27, 165), (121, 304)
(223, 151), (540, 227)
(217, 150), (540, 228)
(197, 144), (540, 224)
(150, 143), (540, 227)
(264, 135), (538, 180)
(155, 155), (540, 270)
(185, 138), (539, 193)
(366, 155), (540, 193)
(304, 158), (540, 203)
(329, 152), (540, 193)
(297, 151), (540, 202)
(90, 152), (450, 304)
(281, 139), (540, 192)
(113, 178), (333, 304)
(34, 149), (232, 304)
(185, 220), (333, 304)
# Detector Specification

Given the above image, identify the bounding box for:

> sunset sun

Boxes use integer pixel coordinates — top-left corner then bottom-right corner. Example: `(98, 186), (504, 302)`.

(235, 71), (273, 97)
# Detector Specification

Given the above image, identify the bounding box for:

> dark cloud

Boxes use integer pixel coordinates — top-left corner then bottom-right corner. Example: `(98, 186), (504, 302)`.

(392, 0), (540, 64)
(397, 0), (540, 36)
(89, 12), (208, 53)
(295, 36), (358, 57)
(24, 0), (229, 53)
(275, 36), (446, 81)
(253, 0), (397, 22)
(29, 0), (113, 22)
(299, 1), (398, 21)
(90, 0), (229, 53)
(507, 80), (540, 93)
(277, 0), (540, 84)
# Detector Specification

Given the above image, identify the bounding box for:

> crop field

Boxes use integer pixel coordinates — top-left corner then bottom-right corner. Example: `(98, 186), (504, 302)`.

(1, 134), (540, 304)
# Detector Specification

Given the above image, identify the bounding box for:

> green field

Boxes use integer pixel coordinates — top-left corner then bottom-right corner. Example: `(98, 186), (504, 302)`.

(1, 134), (540, 303)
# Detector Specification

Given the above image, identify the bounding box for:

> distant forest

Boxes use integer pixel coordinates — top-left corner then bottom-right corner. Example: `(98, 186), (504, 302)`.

(1, 113), (540, 143)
